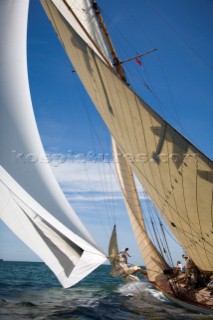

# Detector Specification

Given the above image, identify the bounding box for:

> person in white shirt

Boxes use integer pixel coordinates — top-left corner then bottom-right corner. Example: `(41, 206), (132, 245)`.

(182, 254), (192, 277)
(176, 260), (183, 274)
(120, 248), (131, 264)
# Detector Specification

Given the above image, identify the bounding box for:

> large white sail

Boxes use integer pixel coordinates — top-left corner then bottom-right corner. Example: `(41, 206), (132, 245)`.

(0, 0), (106, 287)
(0, 166), (106, 288)
(41, 0), (213, 272)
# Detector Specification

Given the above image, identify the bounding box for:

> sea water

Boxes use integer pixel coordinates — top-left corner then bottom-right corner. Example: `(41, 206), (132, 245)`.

(0, 261), (212, 319)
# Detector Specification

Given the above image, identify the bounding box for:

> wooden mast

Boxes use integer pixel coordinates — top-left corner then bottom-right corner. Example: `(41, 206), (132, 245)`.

(91, 0), (127, 83)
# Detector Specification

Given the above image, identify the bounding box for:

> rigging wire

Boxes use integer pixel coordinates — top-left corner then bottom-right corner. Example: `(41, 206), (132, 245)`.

(140, 188), (186, 267)
(146, 0), (213, 72)
(138, 187), (168, 262)
(150, 216), (165, 259)
(146, 195), (170, 263)
(101, 0), (209, 149)
(159, 220), (174, 267)
(147, 189), (213, 258)
(72, 71), (118, 237)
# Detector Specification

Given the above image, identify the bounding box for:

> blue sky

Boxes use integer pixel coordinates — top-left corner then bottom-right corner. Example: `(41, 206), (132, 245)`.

(0, 0), (212, 267)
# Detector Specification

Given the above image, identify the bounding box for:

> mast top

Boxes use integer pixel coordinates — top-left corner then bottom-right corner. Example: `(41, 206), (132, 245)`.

(91, 0), (127, 83)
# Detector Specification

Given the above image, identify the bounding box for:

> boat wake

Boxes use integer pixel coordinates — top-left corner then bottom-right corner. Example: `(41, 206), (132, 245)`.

(117, 281), (168, 302)
(117, 280), (148, 296)
(148, 287), (168, 302)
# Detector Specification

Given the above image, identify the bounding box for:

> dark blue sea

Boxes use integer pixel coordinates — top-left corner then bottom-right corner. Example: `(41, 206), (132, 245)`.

(0, 262), (212, 319)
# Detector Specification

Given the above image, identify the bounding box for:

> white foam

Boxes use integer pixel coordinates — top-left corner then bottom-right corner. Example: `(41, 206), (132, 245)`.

(148, 288), (168, 302)
(117, 281), (149, 296)
(117, 281), (168, 302)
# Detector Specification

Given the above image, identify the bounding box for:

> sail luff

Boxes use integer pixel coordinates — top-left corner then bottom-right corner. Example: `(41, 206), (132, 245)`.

(40, 0), (213, 272)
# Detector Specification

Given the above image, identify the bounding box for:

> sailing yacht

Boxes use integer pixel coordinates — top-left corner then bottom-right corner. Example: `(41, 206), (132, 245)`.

(0, 0), (212, 314)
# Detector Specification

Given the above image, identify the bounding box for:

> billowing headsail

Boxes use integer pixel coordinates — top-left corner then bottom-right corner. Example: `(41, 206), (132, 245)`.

(0, 166), (106, 288)
(112, 138), (169, 286)
(0, 0), (106, 287)
(108, 225), (119, 265)
(41, 0), (213, 272)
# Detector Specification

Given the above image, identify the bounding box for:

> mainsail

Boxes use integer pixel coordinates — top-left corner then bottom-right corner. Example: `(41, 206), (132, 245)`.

(41, 0), (213, 273)
(0, 0), (106, 287)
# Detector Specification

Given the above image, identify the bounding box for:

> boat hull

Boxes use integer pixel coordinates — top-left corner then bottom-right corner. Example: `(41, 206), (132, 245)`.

(153, 282), (213, 315)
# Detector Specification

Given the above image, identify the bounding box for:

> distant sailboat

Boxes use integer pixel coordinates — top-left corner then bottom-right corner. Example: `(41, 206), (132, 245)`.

(0, 0), (212, 314)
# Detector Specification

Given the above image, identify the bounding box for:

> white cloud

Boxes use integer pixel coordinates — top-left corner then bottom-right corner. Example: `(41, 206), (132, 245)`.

(51, 160), (148, 203)
(66, 193), (124, 202)
(52, 161), (119, 192)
